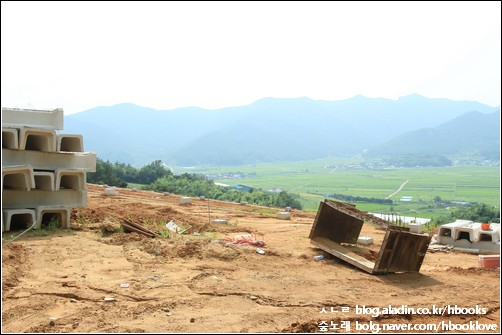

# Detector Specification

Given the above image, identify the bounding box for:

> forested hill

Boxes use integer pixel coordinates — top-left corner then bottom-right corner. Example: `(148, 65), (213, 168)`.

(64, 95), (499, 166)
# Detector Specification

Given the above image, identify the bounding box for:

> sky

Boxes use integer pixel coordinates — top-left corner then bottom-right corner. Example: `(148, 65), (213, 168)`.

(1, 1), (501, 115)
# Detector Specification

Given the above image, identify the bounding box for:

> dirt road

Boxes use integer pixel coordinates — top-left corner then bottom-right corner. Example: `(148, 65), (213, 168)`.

(2, 184), (500, 333)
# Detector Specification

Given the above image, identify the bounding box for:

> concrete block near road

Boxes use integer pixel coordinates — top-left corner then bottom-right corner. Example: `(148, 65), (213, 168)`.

(2, 165), (35, 190)
(2, 208), (36, 232)
(2, 128), (19, 149)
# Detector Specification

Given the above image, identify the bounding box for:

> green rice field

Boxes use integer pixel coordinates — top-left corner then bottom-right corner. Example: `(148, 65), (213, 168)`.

(175, 158), (500, 218)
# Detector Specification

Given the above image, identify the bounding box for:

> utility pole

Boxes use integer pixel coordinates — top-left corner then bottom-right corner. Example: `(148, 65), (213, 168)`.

(206, 176), (211, 224)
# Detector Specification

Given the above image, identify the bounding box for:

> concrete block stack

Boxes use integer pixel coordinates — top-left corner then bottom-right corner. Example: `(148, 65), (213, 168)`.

(437, 220), (500, 253)
(2, 107), (96, 232)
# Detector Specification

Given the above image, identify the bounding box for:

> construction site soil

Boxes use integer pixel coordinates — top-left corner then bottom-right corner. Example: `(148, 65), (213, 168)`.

(2, 184), (500, 333)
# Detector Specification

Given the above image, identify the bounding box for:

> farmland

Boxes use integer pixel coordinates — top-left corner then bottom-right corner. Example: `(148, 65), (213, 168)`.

(176, 159), (500, 218)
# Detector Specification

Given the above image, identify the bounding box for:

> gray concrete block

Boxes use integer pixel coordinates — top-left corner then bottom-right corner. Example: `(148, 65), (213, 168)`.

(1, 107), (64, 130)
(34, 206), (70, 229)
(2, 128), (18, 149)
(2, 208), (36, 232)
(277, 211), (291, 220)
(34, 171), (55, 190)
(2, 149), (97, 172)
(57, 134), (84, 152)
(472, 241), (501, 254)
(438, 220), (472, 245)
(2, 165), (35, 190)
(2, 189), (87, 208)
(55, 169), (87, 190)
(453, 239), (473, 249)
(19, 128), (57, 152)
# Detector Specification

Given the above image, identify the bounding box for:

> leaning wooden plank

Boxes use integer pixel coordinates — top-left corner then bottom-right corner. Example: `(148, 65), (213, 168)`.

(120, 221), (156, 238)
(311, 236), (375, 274)
(120, 218), (157, 237)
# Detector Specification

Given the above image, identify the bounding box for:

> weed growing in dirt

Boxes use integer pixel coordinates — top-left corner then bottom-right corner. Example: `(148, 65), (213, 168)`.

(2, 235), (15, 243)
(159, 230), (170, 239)
(78, 216), (90, 226)
(32, 216), (62, 237)
(46, 217), (61, 230)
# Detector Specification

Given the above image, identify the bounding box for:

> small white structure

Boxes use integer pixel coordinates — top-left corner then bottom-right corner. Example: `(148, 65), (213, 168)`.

(277, 211), (291, 220)
(180, 197), (192, 205)
(166, 220), (188, 234)
(357, 236), (374, 245)
(212, 219), (228, 224)
(437, 220), (500, 254)
(104, 187), (117, 196)
(409, 223), (423, 234)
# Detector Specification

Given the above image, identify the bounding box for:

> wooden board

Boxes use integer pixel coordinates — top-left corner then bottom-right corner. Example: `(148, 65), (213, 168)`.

(311, 236), (375, 273)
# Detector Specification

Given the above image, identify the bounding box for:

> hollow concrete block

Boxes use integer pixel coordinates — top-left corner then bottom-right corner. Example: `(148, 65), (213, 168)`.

(438, 220), (472, 245)
(57, 134), (84, 152)
(55, 169), (87, 190)
(19, 128), (57, 152)
(2, 128), (18, 149)
(2, 209), (36, 232)
(454, 222), (481, 243)
(453, 238), (472, 249)
(34, 206), (71, 229)
(2, 165), (35, 190)
(34, 171), (55, 190)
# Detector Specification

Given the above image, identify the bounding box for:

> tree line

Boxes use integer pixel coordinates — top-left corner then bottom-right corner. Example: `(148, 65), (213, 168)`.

(430, 203), (500, 226)
(87, 159), (302, 209)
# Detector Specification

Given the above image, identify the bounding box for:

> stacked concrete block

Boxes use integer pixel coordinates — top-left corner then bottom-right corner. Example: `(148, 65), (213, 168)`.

(2, 107), (96, 232)
(438, 220), (500, 254)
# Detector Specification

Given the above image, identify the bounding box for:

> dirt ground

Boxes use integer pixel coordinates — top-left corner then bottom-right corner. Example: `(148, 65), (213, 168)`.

(2, 184), (500, 333)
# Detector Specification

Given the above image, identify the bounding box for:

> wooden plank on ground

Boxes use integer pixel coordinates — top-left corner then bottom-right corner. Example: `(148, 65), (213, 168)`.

(311, 236), (375, 274)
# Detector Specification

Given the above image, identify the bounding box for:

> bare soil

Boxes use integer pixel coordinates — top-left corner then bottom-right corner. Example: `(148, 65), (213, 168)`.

(1, 184), (500, 333)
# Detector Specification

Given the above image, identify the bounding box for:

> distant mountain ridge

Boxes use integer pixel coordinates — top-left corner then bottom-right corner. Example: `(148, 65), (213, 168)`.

(63, 95), (500, 166)
(366, 110), (501, 159)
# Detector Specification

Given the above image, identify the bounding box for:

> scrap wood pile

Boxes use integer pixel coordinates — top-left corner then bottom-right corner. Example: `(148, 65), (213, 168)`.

(120, 218), (158, 238)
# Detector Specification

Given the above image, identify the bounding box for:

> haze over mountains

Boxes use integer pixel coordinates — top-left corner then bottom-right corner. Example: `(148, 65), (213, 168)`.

(63, 94), (500, 166)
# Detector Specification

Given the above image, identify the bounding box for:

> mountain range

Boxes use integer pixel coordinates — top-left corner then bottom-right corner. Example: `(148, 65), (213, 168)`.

(63, 94), (500, 166)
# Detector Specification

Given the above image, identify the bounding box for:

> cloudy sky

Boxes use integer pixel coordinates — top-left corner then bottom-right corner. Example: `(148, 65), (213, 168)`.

(1, 1), (500, 115)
